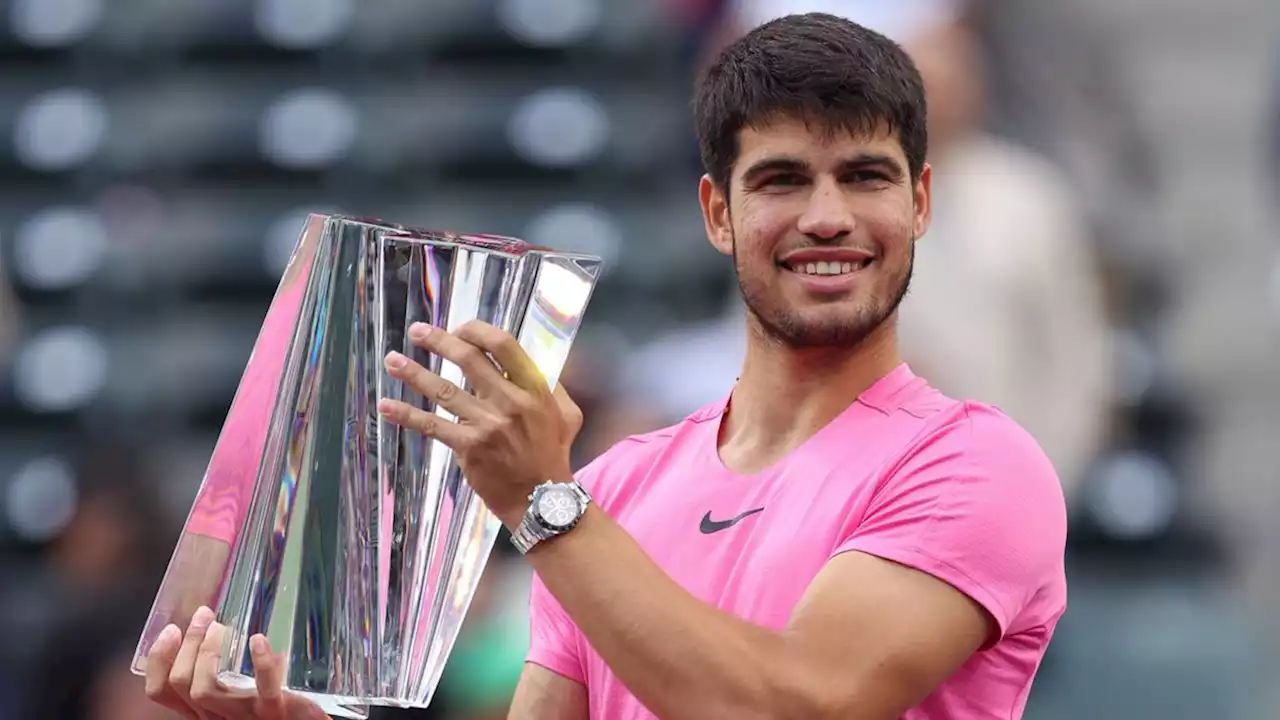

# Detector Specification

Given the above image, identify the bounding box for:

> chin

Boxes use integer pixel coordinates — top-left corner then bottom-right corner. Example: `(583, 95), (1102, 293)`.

(760, 308), (885, 350)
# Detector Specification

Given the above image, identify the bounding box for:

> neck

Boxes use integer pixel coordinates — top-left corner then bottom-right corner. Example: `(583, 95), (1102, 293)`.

(718, 314), (902, 474)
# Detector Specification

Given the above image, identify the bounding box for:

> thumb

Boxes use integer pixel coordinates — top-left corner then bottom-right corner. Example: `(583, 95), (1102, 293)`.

(249, 635), (288, 720)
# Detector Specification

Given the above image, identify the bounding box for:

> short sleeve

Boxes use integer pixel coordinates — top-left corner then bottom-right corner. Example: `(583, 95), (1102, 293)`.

(525, 571), (586, 683)
(834, 405), (1068, 641)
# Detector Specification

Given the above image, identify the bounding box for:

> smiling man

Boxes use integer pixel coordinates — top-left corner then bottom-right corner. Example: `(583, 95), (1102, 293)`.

(395, 12), (1066, 720)
(145, 12), (1066, 720)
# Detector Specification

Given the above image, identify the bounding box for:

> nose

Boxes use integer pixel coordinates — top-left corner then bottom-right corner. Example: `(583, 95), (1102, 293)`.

(796, 178), (856, 241)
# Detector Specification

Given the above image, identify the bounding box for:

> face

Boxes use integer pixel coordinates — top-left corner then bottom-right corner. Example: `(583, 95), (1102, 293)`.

(699, 116), (931, 349)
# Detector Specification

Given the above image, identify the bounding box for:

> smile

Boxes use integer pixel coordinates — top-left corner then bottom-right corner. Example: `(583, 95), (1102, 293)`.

(784, 259), (871, 276)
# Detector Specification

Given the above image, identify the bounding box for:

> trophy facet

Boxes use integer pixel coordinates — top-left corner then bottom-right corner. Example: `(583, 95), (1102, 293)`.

(131, 214), (602, 718)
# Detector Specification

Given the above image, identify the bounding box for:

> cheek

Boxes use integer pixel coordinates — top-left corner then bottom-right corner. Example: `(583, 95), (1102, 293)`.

(735, 203), (789, 258)
(863, 199), (916, 253)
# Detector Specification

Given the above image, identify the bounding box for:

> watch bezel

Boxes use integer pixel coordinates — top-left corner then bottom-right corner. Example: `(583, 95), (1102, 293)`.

(529, 482), (585, 533)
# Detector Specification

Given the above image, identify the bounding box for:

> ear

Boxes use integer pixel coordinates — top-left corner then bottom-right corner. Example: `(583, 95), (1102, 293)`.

(699, 174), (734, 257)
(912, 163), (933, 242)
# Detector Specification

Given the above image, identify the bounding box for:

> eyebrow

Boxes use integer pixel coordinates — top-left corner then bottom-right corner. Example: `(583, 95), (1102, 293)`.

(739, 153), (906, 185)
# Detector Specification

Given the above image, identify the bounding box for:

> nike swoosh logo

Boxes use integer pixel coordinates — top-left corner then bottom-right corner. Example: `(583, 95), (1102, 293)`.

(699, 507), (765, 534)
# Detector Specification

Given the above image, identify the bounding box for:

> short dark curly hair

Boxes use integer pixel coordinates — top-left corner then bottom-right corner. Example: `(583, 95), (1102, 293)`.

(693, 12), (928, 191)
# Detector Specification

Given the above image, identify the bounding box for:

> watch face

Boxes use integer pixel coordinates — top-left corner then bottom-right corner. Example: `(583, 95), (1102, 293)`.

(535, 486), (580, 530)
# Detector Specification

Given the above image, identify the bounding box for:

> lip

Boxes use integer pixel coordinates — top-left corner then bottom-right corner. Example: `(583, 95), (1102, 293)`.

(781, 259), (873, 294)
(778, 248), (875, 266)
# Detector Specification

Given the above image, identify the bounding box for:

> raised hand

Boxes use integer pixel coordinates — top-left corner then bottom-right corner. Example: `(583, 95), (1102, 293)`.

(377, 320), (582, 528)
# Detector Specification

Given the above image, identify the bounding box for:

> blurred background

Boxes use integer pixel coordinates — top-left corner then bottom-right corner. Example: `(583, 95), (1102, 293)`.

(0, 0), (1276, 718)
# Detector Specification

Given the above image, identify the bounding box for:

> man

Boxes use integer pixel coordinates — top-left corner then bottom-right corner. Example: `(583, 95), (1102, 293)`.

(145, 13), (1067, 719)
(632, 0), (1112, 507)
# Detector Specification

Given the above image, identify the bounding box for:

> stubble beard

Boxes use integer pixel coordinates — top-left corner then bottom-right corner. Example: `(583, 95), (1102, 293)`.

(733, 230), (915, 351)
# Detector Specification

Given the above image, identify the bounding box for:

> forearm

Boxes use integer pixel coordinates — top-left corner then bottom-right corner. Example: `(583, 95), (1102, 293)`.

(519, 507), (818, 720)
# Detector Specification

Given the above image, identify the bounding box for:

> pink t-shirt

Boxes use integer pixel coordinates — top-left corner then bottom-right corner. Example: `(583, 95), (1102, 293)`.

(527, 364), (1067, 719)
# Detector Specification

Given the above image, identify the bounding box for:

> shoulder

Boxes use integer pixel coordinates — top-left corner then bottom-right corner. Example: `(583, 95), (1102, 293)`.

(858, 398), (1068, 630)
(920, 397), (1054, 459)
(899, 399), (1065, 505)
(907, 400), (1069, 574)
(867, 389), (1069, 555)
(573, 404), (715, 504)
(936, 401), (1059, 481)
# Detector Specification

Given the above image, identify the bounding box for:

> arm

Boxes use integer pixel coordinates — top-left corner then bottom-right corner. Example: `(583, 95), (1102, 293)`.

(374, 325), (1064, 719)
(508, 664), (589, 720)
(525, 412), (1066, 720)
(526, 509), (987, 720)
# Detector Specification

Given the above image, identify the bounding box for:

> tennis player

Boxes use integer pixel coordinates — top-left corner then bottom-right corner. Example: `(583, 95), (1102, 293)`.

(146, 12), (1066, 720)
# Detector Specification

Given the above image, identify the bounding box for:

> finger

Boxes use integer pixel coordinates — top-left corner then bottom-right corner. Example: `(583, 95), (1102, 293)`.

(144, 624), (200, 719)
(377, 397), (471, 448)
(169, 606), (216, 703)
(190, 621), (250, 716)
(250, 635), (288, 720)
(384, 351), (489, 421)
(452, 321), (546, 392)
(407, 323), (508, 392)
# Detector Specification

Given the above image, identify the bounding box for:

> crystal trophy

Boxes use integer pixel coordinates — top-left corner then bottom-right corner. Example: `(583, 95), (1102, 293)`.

(130, 214), (602, 718)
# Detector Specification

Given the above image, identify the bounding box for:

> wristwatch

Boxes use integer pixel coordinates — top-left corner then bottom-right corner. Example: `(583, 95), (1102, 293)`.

(510, 479), (591, 555)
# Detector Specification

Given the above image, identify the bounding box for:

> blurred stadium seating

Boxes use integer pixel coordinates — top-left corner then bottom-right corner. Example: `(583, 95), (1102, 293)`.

(0, 3), (732, 717)
(0, 0), (1275, 718)
(0, 0), (720, 466)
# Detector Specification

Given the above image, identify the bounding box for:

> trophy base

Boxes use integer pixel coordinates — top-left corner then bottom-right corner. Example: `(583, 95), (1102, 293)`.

(218, 671), (372, 719)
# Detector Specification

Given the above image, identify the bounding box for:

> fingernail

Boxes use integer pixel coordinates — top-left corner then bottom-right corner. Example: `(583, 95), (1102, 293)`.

(190, 606), (214, 631)
(385, 351), (407, 370)
(409, 323), (431, 340)
(157, 624), (181, 650)
(250, 635), (268, 655)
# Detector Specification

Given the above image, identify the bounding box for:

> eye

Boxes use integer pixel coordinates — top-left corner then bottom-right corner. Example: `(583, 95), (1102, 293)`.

(843, 170), (890, 184)
(763, 173), (807, 188)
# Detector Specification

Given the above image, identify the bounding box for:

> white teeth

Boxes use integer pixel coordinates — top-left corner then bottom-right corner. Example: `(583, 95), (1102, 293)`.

(791, 260), (866, 275)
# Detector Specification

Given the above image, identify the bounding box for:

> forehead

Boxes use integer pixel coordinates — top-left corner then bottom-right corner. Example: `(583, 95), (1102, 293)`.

(734, 116), (906, 170)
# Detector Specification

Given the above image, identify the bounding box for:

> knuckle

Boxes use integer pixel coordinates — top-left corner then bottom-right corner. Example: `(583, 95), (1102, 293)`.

(419, 414), (438, 436)
(492, 414), (516, 435)
(513, 394), (540, 415)
(401, 364), (423, 384)
(435, 380), (457, 401)
(189, 684), (213, 704)
(458, 344), (485, 367)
